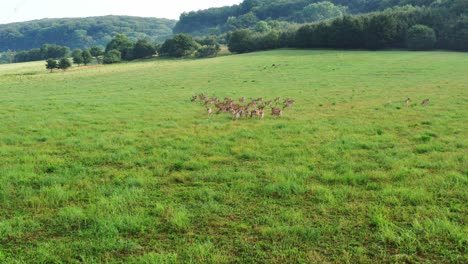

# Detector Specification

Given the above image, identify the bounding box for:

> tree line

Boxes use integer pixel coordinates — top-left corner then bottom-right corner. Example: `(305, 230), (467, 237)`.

(173, 0), (447, 35)
(226, 4), (468, 53)
(0, 16), (176, 52)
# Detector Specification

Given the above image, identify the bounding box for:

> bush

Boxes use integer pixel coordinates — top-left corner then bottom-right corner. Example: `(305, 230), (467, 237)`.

(196, 45), (220, 58)
(103, 49), (122, 64)
(407, 24), (436, 50)
(159, 34), (200, 57)
(58, 58), (71, 70)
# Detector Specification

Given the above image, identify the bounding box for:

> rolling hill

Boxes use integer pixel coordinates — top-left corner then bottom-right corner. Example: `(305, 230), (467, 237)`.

(0, 16), (176, 52)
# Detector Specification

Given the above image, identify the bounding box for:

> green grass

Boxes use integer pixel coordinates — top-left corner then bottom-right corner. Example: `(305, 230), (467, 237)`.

(0, 50), (467, 263)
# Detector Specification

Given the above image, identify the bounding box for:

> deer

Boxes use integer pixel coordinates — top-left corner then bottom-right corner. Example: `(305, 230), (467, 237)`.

(405, 98), (411, 107)
(283, 99), (295, 109)
(191, 95), (198, 102)
(199, 94), (207, 101)
(421, 99), (430, 105)
(231, 109), (242, 120)
(271, 107), (283, 117)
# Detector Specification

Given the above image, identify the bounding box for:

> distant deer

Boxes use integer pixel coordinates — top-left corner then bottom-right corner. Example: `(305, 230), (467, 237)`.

(421, 99), (430, 105)
(199, 94), (207, 101)
(283, 99), (295, 108)
(271, 107), (283, 117)
(191, 95), (198, 102)
(259, 110), (265, 119)
(405, 98), (411, 107)
(231, 109), (242, 120)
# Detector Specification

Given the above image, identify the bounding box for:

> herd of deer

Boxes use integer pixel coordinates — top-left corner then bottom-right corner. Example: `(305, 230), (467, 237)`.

(191, 94), (295, 119)
(405, 98), (430, 107)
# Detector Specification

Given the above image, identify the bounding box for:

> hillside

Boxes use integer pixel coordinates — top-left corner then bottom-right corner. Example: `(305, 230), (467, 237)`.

(0, 16), (176, 52)
(173, 0), (449, 35)
(0, 50), (466, 262)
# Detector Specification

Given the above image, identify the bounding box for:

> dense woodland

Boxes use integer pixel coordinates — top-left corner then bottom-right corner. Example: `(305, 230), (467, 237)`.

(227, 3), (468, 53)
(0, 16), (176, 52)
(173, 0), (446, 35)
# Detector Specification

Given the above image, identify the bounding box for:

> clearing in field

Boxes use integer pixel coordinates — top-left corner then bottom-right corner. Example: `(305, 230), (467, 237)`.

(0, 50), (467, 263)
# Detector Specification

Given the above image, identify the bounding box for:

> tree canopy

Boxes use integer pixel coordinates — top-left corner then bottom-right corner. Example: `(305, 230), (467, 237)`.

(0, 16), (176, 52)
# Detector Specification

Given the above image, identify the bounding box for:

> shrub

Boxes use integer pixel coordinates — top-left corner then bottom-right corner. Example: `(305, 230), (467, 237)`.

(103, 49), (122, 64)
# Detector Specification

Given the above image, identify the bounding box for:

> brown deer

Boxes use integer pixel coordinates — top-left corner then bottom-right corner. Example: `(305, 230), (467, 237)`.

(271, 107), (283, 117)
(405, 98), (411, 107)
(283, 99), (295, 108)
(421, 99), (430, 105)
(259, 110), (265, 119)
(231, 109), (242, 120)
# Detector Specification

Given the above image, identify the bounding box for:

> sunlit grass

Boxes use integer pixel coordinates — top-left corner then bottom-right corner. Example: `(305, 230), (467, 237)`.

(0, 50), (467, 263)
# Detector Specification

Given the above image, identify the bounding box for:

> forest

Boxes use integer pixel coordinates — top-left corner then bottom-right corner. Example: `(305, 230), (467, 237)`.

(0, 16), (176, 52)
(173, 0), (448, 35)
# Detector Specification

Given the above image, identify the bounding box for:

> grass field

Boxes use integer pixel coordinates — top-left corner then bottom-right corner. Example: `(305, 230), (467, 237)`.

(0, 50), (467, 263)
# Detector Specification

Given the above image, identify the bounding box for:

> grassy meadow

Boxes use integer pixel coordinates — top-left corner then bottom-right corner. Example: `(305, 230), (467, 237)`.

(0, 50), (467, 263)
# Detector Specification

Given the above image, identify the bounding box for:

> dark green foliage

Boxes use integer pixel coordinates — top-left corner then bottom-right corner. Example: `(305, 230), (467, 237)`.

(103, 49), (122, 64)
(58, 58), (71, 70)
(173, 0), (441, 35)
(89, 46), (104, 57)
(45, 59), (58, 72)
(230, 4), (465, 53)
(14, 44), (70, 63)
(446, 16), (468, 51)
(159, 34), (200, 57)
(133, 39), (156, 59)
(407, 24), (436, 50)
(365, 14), (398, 49)
(89, 46), (104, 64)
(227, 30), (255, 53)
(196, 45), (221, 58)
(81, 50), (92, 65)
(105, 34), (134, 61)
(72, 49), (83, 65)
(0, 16), (176, 52)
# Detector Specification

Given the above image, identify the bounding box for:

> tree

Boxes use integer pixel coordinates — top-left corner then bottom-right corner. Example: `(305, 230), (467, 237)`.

(255, 21), (271, 33)
(45, 59), (58, 72)
(72, 49), (83, 65)
(159, 34), (200, 57)
(301, 2), (347, 23)
(103, 49), (122, 64)
(227, 29), (254, 53)
(133, 39), (156, 59)
(105, 34), (134, 60)
(89, 46), (104, 64)
(82, 50), (92, 65)
(406, 24), (436, 50)
(58, 58), (71, 71)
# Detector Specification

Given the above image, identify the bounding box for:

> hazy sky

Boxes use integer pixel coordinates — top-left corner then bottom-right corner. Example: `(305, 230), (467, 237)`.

(0, 0), (243, 24)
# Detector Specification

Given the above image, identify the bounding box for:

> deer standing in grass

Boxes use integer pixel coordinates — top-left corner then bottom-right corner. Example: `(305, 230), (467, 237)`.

(271, 107), (283, 117)
(421, 99), (430, 105)
(405, 98), (411, 107)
